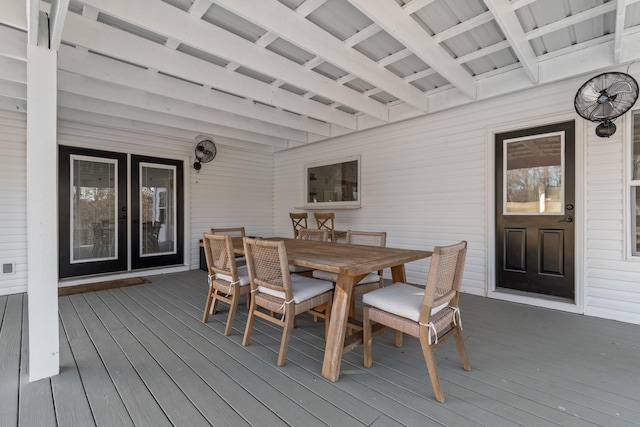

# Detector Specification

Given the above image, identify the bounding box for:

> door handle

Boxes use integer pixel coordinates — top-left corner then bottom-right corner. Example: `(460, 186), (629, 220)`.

(559, 217), (573, 223)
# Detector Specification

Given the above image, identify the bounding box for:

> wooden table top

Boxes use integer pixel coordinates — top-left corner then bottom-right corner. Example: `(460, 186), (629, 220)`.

(233, 237), (431, 277)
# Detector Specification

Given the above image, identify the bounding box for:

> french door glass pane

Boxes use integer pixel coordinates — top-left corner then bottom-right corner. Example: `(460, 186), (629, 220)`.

(504, 133), (564, 214)
(140, 164), (176, 256)
(71, 156), (117, 262)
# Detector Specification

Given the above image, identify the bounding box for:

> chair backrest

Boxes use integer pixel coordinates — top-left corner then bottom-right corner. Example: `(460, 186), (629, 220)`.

(421, 241), (467, 319)
(202, 233), (239, 278)
(314, 212), (335, 241)
(346, 230), (386, 247)
(297, 228), (328, 242)
(289, 212), (308, 238)
(211, 227), (246, 238)
(243, 238), (293, 299)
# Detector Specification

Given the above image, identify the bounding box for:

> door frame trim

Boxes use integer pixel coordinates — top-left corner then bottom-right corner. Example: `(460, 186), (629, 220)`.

(485, 113), (585, 314)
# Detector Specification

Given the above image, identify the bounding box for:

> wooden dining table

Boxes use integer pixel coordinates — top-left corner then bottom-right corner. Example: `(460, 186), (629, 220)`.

(232, 237), (432, 382)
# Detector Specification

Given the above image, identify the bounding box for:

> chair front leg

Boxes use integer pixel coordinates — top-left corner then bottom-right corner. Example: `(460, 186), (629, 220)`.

(202, 287), (215, 323)
(277, 305), (296, 367)
(363, 306), (373, 368)
(242, 296), (257, 346)
(419, 328), (445, 403)
(224, 288), (240, 336)
(453, 324), (471, 371)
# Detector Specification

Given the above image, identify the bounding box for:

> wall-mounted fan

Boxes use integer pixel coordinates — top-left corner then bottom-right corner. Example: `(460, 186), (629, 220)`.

(193, 139), (216, 170)
(574, 72), (639, 138)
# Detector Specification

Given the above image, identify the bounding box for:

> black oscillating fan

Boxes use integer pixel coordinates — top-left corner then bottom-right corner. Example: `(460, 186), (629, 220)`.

(574, 72), (639, 138)
(193, 139), (217, 170)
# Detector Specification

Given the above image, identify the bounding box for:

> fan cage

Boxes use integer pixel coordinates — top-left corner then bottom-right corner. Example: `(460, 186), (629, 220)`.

(574, 72), (639, 123)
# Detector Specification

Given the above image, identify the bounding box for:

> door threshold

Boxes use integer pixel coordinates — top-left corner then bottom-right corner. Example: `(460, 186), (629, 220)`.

(489, 288), (581, 313)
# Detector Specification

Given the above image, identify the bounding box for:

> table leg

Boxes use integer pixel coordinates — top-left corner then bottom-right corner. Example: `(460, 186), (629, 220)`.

(321, 274), (357, 382)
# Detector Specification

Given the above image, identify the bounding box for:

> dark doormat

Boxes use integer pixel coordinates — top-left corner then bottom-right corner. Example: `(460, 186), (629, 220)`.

(58, 277), (151, 296)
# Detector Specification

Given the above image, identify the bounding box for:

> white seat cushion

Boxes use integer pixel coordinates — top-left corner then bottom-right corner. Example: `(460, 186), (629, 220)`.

(258, 274), (333, 304)
(312, 270), (380, 284)
(215, 265), (250, 286)
(362, 282), (448, 322)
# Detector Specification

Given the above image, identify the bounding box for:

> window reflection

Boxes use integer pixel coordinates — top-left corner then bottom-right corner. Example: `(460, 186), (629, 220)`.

(140, 165), (176, 256)
(505, 135), (563, 214)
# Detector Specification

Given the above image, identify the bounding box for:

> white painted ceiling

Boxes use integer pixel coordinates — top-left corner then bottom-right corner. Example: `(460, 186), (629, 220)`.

(2, 0), (640, 152)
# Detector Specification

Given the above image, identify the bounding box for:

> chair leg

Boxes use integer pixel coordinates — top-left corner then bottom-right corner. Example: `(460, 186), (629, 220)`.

(453, 325), (471, 371)
(419, 332), (445, 403)
(395, 330), (403, 347)
(224, 292), (240, 336)
(277, 307), (295, 367)
(242, 299), (257, 346)
(363, 306), (372, 368)
(323, 293), (332, 340)
(202, 287), (215, 323)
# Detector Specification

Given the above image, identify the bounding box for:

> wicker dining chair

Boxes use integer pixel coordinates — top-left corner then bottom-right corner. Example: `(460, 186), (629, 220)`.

(313, 230), (386, 330)
(289, 212), (308, 238)
(211, 227), (247, 265)
(288, 228), (328, 274)
(362, 240), (470, 402)
(242, 237), (333, 367)
(201, 233), (251, 335)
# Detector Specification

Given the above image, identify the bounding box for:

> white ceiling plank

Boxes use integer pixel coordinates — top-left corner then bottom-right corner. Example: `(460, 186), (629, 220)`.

(213, 0), (428, 113)
(49, 0), (70, 50)
(0, 80), (26, 100)
(0, 0), (28, 30)
(456, 40), (510, 65)
(404, 68), (436, 83)
(0, 56), (26, 83)
(27, 0), (40, 46)
(62, 12), (357, 130)
(0, 25), (27, 60)
(57, 46), (332, 137)
(189, 0), (213, 18)
(377, 48), (412, 67)
(483, 0), (539, 83)
(58, 92), (291, 148)
(57, 107), (277, 153)
(344, 24), (382, 47)
(256, 32), (278, 48)
(295, 0), (328, 17)
(432, 11), (493, 44)
(347, 0), (477, 100)
(402, 0), (437, 15)
(525, 3), (616, 41)
(57, 69), (312, 143)
(614, 0), (626, 63)
(80, 0), (389, 121)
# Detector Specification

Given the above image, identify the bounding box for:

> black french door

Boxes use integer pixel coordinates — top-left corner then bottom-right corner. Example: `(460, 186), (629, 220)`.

(58, 146), (184, 278)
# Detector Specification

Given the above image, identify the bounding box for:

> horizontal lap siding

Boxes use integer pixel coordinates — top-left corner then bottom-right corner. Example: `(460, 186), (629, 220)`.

(584, 117), (640, 324)
(0, 110), (26, 296)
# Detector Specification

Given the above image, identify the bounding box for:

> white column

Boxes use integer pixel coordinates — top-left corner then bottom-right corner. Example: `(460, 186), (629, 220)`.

(26, 12), (60, 381)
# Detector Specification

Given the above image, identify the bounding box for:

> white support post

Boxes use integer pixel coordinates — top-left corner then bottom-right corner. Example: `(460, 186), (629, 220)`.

(26, 11), (60, 382)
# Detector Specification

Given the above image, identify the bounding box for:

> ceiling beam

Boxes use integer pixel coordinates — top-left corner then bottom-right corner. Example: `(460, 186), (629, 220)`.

(57, 69), (312, 143)
(58, 45), (331, 137)
(346, 0), (477, 100)
(614, 0), (627, 63)
(483, 0), (539, 83)
(80, 0), (389, 122)
(212, 0), (429, 112)
(49, 0), (70, 50)
(61, 12), (358, 130)
(0, 0), (28, 30)
(27, 0), (40, 46)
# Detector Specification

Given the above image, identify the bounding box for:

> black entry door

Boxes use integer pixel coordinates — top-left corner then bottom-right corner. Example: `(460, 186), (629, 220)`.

(131, 155), (184, 269)
(495, 121), (575, 299)
(59, 146), (128, 278)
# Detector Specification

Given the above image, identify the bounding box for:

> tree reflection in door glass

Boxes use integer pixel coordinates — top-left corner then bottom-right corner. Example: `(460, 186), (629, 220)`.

(505, 134), (563, 214)
(140, 164), (176, 256)
(71, 157), (117, 261)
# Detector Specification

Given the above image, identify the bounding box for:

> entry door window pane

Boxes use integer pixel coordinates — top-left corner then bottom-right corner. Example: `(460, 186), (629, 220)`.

(504, 133), (564, 214)
(71, 155), (117, 262)
(140, 164), (176, 256)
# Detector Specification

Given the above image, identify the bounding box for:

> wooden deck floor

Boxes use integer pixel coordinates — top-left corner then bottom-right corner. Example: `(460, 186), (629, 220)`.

(2, 269), (639, 426)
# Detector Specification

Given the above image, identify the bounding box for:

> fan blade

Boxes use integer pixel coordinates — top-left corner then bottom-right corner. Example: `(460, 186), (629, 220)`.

(579, 82), (601, 102)
(607, 81), (637, 96)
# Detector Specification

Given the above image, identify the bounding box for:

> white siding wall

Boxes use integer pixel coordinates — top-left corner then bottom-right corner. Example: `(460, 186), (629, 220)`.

(274, 71), (640, 325)
(583, 116), (640, 324)
(0, 110), (27, 295)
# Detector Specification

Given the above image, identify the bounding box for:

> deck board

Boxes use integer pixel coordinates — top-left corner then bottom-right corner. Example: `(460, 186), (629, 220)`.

(6, 270), (640, 427)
